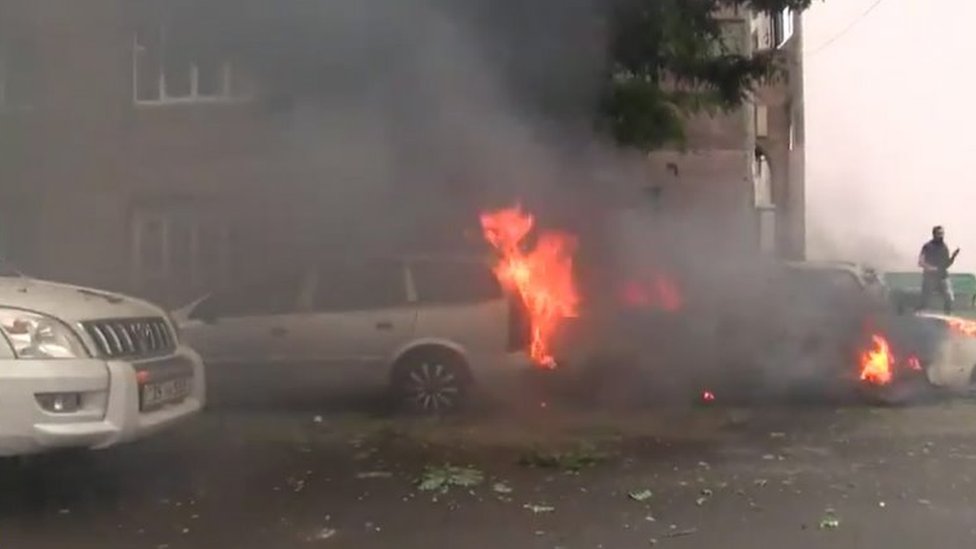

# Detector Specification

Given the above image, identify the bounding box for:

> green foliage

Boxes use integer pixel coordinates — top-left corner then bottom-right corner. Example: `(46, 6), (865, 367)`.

(602, 0), (816, 150)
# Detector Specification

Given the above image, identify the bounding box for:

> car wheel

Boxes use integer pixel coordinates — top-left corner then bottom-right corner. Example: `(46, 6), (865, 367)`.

(392, 350), (469, 414)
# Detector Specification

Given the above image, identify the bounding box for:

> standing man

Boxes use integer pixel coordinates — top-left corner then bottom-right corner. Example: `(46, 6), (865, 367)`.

(918, 225), (960, 314)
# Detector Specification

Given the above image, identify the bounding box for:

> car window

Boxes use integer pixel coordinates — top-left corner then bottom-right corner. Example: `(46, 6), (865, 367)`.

(191, 271), (304, 319)
(313, 260), (407, 312)
(786, 269), (862, 296)
(410, 259), (503, 304)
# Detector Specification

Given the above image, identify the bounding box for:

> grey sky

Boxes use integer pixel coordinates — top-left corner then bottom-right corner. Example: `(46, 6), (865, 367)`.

(804, 0), (976, 272)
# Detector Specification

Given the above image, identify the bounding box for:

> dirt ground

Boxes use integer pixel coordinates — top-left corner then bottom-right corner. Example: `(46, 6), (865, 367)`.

(3, 396), (976, 549)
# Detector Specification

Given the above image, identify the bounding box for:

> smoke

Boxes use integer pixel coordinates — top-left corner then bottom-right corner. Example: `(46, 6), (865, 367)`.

(215, 0), (611, 260)
(163, 0), (904, 408)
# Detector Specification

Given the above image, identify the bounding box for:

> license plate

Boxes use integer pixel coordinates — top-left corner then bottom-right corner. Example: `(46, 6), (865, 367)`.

(141, 377), (192, 410)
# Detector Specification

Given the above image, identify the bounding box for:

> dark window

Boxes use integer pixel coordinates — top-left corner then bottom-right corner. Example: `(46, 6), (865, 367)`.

(134, 25), (162, 102)
(1, 32), (36, 109)
(313, 260), (406, 312)
(192, 271), (303, 319)
(196, 55), (222, 96)
(411, 260), (502, 304)
(784, 269), (863, 305)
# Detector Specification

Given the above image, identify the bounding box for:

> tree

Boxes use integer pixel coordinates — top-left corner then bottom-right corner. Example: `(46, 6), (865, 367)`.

(601, 0), (815, 150)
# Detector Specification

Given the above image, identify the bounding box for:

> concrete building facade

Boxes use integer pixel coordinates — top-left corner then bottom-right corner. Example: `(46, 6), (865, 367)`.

(641, 6), (806, 261)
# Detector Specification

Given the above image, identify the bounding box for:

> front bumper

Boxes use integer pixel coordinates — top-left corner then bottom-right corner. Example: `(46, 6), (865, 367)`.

(0, 345), (206, 457)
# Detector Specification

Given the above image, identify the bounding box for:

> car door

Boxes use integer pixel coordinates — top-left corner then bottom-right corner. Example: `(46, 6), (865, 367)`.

(289, 258), (417, 369)
(179, 269), (312, 366)
(407, 258), (509, 354)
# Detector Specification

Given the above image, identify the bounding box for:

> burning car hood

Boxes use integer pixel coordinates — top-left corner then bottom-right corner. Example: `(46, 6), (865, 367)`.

(0, 277), (164, 322)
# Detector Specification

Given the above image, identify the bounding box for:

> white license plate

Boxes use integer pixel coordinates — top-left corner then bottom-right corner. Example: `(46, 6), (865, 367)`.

(141, 377), (192, 410)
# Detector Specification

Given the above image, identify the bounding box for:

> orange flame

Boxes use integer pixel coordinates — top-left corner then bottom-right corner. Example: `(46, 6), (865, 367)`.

(859, 334), (894, 386)
(480, 205), (579, 369)
(946, 317), (976, 337)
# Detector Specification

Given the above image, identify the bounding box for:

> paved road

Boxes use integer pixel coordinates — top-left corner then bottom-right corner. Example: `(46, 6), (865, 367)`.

(3, 400), (976, 549)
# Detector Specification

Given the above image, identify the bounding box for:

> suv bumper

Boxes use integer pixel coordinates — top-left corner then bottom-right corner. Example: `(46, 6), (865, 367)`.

(0, 345), (205, 456)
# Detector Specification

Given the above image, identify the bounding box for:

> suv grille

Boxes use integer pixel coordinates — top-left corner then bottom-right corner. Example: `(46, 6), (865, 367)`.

(82, 318), (175, 359)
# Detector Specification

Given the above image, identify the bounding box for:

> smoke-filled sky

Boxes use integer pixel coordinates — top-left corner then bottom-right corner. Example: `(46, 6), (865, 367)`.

(804, 0), (976, 273)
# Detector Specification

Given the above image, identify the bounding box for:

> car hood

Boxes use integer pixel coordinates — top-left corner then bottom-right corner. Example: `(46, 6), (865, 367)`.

(0, 277), (164, 322)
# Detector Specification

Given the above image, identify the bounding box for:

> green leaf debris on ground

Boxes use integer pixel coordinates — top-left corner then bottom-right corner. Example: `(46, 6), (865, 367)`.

(417, 465), (484, 494)
(628, 489), (654, 502)
(518, 443), (608, 473)
(819, 508), (841, 530)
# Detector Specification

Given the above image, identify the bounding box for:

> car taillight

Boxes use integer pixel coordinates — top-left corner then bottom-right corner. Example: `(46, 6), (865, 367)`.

(507, 295), (531, 352)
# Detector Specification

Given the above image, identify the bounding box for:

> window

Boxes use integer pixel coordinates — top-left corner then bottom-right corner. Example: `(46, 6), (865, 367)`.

(313, 260), (407, 312)
(772, 9), (794, 48)
(411, 260), (502, 305)
(131, 210), (232, 291)
(192, 271), (304, 319)
(133, 23), (249, 105)
(753, 150), (774, 208)
(0, 35), (34, 110)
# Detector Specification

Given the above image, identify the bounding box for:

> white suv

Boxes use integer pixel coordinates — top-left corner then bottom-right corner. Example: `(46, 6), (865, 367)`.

(174, 256), (533, 413)
(0, 275), (205, 456)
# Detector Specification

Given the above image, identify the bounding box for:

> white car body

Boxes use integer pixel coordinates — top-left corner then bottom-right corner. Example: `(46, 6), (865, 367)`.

(910, 312), (976, 392)
(0, 276), (205, 456)
(174, 256), (533, 411)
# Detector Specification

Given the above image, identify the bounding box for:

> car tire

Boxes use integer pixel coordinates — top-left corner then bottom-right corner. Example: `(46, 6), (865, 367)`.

(392, 349), (470, 415)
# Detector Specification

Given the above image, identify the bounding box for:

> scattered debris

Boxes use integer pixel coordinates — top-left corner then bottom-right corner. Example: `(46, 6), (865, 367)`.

(649, 538), (658, 545)
(417, 465), (484, 494)
(309, 528), (336, 541)
(356, 471), (393, 480)
(918, 499), (932, 506)
(492, 482), (513, 494)
(313, 416), (324, 424)
(518, 444), (607, 473)
(770, 432), (787, 439)
(664, 528), (697, 538)
(629, 489), (654, 502)
(696, 487), (713, 506)
(819, 509), (841, 530)
(523, 503), (556, 514)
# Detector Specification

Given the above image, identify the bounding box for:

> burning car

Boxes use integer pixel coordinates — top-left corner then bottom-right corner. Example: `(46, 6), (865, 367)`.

(552, 259), (976, 406)
(709, 261), (976, 403)
(0, 274), (205, 456)
(174, 255), (535, 414)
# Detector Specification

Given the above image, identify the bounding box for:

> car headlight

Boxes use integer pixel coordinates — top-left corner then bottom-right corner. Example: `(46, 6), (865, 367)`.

(0, 309), (89, 359)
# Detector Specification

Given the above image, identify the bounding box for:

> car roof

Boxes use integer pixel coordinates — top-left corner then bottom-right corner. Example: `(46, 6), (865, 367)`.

(782, 260), (872, 273)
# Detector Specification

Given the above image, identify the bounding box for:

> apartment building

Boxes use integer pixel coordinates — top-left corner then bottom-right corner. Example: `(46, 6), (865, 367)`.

(0, 1), (806, 306)
(642, 7), (806, 260)
(0, 0), (313, 305)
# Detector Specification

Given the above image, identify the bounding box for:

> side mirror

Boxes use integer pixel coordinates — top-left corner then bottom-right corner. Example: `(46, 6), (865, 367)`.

(189, 301), (219, 325)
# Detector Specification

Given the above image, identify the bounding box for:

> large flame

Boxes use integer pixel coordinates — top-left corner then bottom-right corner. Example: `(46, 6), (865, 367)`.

(480, 205), (579, 369)
(859, 334), (894, 386)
